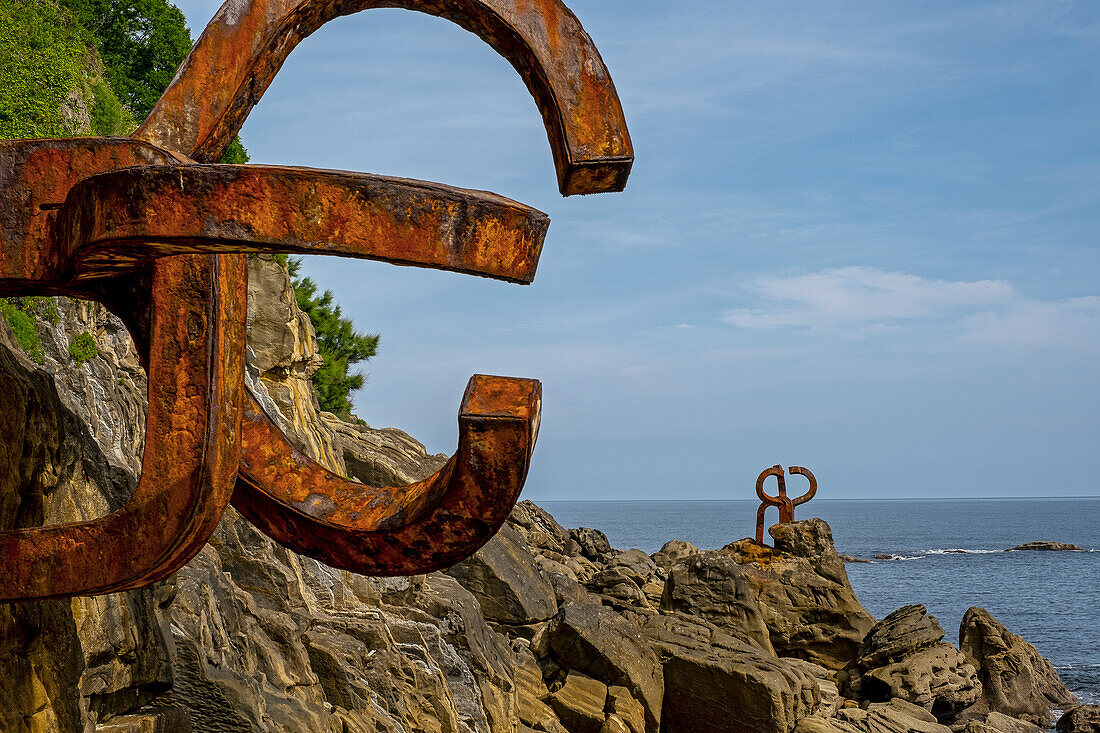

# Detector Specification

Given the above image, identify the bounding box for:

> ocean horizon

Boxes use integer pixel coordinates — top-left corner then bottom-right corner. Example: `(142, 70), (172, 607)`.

(541, 496), (1100, 709)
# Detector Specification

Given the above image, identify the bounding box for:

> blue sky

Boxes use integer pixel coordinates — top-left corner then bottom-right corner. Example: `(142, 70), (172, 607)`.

(174, 1), (1099, 499)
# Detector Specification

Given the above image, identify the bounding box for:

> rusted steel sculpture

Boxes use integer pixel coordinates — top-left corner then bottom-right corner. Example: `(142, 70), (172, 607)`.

(0, 0), (632, 601)
(755, 465), (817, 545)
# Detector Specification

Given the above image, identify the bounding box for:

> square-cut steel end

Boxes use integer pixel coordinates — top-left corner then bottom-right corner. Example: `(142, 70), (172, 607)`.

(461, 374), (542, 425)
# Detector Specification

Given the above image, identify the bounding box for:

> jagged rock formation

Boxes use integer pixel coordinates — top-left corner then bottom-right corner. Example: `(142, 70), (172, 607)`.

(0, 255), (1080, 733)
(959, 607), (1078, 726)
(848, 605), (980, 720)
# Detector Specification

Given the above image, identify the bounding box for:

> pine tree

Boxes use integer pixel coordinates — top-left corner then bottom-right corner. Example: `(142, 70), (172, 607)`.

(286, 259), (379, 418)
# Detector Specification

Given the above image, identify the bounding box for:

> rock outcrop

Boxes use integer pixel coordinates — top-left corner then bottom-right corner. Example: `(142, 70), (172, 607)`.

(1005, 542), (1084, 552)
(849, 605), (980, 721)
(661, 519), (876, 668)
(1057, 705), (1100, 733)
(959, 607), (1078, 726)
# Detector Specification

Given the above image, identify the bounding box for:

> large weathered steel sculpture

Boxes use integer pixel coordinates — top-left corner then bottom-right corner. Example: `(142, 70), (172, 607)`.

(755, 465), (817, 545)
(0, 0), (632, 601)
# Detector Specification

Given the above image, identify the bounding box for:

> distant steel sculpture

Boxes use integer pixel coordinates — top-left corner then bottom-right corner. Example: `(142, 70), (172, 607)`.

(0, 0), (632, 601)
(755, 465), (817, 545)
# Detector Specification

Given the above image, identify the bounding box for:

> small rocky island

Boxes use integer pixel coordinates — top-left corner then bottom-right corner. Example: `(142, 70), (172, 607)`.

(1, 256), (1094, 733)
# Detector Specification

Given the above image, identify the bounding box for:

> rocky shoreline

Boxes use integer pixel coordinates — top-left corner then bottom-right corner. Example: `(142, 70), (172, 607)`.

(1, 256), (1096, 733)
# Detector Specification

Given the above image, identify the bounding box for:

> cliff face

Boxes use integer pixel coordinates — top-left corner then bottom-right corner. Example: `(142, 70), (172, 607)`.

(0, 257), (1074, 733)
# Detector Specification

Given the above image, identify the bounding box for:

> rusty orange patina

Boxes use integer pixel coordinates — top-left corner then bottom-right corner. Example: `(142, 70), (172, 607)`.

(0, 0), (632, 601)
(754, 465), (818, 545)
(135, 0), (633, 194)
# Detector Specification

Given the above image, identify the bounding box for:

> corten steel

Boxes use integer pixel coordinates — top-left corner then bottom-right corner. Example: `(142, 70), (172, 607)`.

(754, 465), (818, 545)
(0, 0), (632, 602)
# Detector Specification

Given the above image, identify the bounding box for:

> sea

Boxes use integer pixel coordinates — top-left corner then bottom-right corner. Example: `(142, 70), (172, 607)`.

(541, 498), (1100, 708)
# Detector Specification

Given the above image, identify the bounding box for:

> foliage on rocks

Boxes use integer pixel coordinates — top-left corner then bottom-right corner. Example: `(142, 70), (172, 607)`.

(58, 0), (191, 119)
(286, 258), (380, 418)
(0, 298), (44, 363)
(68, 330), (98, 363)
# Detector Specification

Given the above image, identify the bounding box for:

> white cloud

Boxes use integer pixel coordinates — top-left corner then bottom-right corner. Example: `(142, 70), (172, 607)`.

(961, 296), (1100, 349)
(723, 267), (1100, 351)
(725, 266), (1015, 328)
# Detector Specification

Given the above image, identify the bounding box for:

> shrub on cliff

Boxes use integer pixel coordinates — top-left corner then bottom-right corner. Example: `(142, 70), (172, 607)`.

(286, 258), (380, 418)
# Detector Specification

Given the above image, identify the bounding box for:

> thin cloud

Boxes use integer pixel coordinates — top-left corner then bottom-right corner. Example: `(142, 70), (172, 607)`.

(723, 267), (1099, 351)
(725, 267), (1015, 328)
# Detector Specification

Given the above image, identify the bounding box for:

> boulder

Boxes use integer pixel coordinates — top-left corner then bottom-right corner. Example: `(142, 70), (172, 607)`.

(610, 549), (661, 587)
(643, 612), (822, 733)
(601, 716), (634, 733)
(662, 519), (875, 668)
(536, 555), (601, 606)
(959, 607), (1077, 726)
(510, 500), (575, 556)
(586, 567), (651, 610)
(607, 685), (647, 733)
(857, 604), (947, 669)
(1005, 542), (1084, 552)
(1057, 706), (1100, 733)
(545, 603), (663, 732)
(853, 605), (980, 721)
(546, 672), (608, 733)
(651, 540), (700, 570)
(445, 522), (559, 624)
(572, 527), (613, 561)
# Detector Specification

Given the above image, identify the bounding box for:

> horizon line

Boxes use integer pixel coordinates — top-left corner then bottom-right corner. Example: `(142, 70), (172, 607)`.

(535, 495), (1100, 503)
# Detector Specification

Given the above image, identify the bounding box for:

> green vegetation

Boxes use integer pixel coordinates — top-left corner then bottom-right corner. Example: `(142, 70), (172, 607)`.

(286, 259), (379, 418)
(2, 1), (372, 401)
(68, 330), (98, 363)
(0, 0), (136, 138)
(0, 298), (45, 363)
(1, 0), (93, 138)
(220, 136), (250, 164)
(59, 0), (191, 120)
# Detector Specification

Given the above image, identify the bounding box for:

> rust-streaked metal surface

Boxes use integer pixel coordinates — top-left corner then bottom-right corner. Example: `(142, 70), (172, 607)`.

(0, 0), (632, 598)
(0, 138), (186, 295)
(233, 376), (541, 574)
(0, 255), (246, 602)
(135, 0), (633, 195)
(59, 164), (548, 284)
(754, 465), (818, 545)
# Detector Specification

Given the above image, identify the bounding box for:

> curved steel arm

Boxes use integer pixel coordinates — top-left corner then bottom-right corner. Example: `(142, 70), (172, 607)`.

(57, 164), (549, 284)
(0, 254), (246, 602)
(755, 464), (786, 504)
(755, 464), (791, 545)
(787, 465), (817, 506)
(134, 0), (633, 195)
(231, 375), (541, 575)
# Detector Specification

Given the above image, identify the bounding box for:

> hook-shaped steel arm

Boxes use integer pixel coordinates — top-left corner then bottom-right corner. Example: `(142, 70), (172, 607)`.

(755, 464), (792, 545)
(755, 464), (786, 504)
(0, 254), (246, 602)
(134, 0), (633, 195)
(787, 465), (817, 506)
(232, 375), (541, 574)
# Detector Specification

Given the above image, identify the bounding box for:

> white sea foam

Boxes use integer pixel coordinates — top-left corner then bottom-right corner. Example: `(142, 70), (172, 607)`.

(924, 548), (1002, 555)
